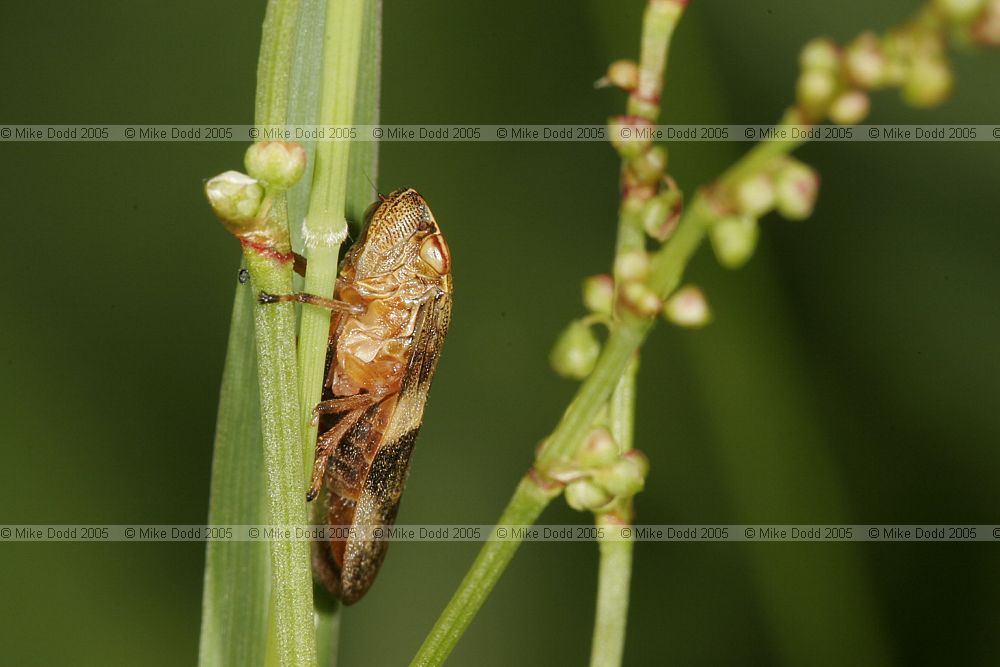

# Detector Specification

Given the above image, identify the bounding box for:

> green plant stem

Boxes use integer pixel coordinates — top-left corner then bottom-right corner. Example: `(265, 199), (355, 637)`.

(247, 244), (317, 667)
(257, 0), (303, 127)
(590, 519), (635, 667)
(296, 0), (367, 479)
(589, 356), (638, 667)
(410, 477), (558, 667)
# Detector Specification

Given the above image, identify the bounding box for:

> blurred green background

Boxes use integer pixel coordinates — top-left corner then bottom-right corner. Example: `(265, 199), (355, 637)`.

(1, 0), (998, 665)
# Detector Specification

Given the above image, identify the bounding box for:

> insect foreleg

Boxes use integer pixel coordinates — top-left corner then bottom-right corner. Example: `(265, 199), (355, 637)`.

(258, 291), (365, 315)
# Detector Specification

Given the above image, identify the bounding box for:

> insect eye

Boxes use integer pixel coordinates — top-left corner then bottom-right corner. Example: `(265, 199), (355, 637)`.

(419, 234), (450, 275)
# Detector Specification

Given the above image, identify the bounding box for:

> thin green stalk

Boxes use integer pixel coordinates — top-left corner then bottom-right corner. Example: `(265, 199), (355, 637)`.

(257, 0), (304, 128)
(247, 244), (316, 667)
(296, 0), (367, 479)
(411, 210), (707, 665)
(410, 477), (558, 667)
(590, 519), (635, 667)
(202, 1), (315, 666)
(252, 3), (319, 666)
(307, 1), (383, 664)
(589, 356), (638, 667)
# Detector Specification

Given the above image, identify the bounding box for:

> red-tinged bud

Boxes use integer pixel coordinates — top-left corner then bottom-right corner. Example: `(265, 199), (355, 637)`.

(829, 90), (871, 125)
(629, 145), (669, 184)
(972, 0), (1000, 44)
(603, 59), (640, 90)
(641, 189), (682, 242)
(620, 281), (662, 318)
(844, 32), (886, 89)
(577, 428), (619, 468)
(609, 116), (652, 159)
(774, 161), (820, 221)
(664, 285), (712, 328)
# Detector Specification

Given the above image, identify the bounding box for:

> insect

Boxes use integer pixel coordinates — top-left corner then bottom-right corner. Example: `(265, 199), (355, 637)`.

(258, 188), (452, 603)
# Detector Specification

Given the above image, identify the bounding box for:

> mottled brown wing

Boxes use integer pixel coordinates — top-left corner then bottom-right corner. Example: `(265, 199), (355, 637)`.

(315, 290), (452, 604)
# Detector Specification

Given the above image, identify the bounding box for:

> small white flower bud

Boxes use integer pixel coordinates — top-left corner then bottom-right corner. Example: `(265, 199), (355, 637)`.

(565, 479), (613, 512)
(709, 214), (759, 269)
(799, 38), (840, 72)
(205, 171), (264, 222)
(582, 274), (615, 316)
(735, 173), (776, 217)
(606, 59), (640, 90)
(829, 90), (871, 125)
(614, 250), (650, 282)
(550, 320), (601, 380)
(576, 428), (619, 468)
(774, 161), (819, 221)
(844, 33), (885, 89)
(796, 69), (838, 117)
(244, 141), (307, 189)
(934, 0), (986, 22)
(903, 57), (954, 107)
(596, 451), (649, 498)
(664, 285), (712, 328)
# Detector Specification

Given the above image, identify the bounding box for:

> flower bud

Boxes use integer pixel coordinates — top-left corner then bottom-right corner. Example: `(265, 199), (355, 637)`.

(844, 33), (885, 89)
(641, 189), (682, 241)
(774, 161), (819, 221)
(796, 69), (838, 117)
(972, 0), (1000, 45)
(576, 428), (619, 468)
(608, 116), (652, 159)
(596, 451), (648, 498)
(629, 145), (669, 184)
(205, 171), (264, 222)
(799, 37), (840, 72)
(828, 90), (871, 125)
(709, 214), (759, 269)
(664, 285), (712, 328)
(902, 57), (954, 107)
(550, 320), (601, 380)
(582, 274), (615, 316)
(606, 59), (640, 90)
(735, 173), (776, 217)
(244, 141), (307, 189)
(934, 0), (986, 22)
(565, 479), (613, 512)
(614, 250), (650, 282)
(620, 281), (662, 318)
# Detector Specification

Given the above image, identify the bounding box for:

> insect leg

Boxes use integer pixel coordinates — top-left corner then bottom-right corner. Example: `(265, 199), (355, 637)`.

(307, 406), (370, 502)
(258, 291), (364, 315)
(311, 394), (377, 425)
